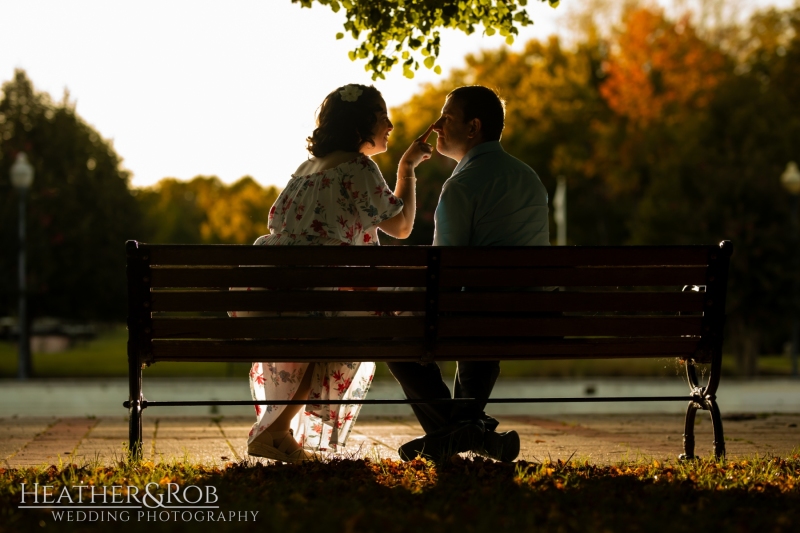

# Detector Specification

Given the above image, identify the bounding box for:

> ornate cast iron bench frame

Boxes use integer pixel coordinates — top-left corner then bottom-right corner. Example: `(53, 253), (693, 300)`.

(124, 240), (732, 461)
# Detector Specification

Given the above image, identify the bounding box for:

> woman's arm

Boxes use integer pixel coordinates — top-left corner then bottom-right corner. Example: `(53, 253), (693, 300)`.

(377, 124), (435, 239)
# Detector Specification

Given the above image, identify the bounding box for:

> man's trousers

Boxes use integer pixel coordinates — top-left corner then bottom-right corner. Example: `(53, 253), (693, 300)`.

(386, 360), (500, 434)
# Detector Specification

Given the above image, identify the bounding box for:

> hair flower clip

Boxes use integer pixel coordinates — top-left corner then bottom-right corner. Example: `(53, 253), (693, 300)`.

(339, 84), (363, 102)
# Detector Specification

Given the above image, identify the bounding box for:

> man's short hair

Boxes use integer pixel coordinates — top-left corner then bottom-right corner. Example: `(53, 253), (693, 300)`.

(447, 85), (505, 141)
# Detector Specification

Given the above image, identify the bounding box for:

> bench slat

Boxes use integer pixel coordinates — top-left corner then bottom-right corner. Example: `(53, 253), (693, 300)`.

(149, 337), (701, 362)
(146, 245), (428, 266)
(151, 316), (425, 338)
(441, 266), (709, 287)
(149, 266), (710, 289)
(437, 316), (703, 337)
(438, 291), (706, 312)
(440, 246), (714, 267)
(149, 289), (704, 313)
(150, 290), (425, 312)
(150, 316), (702, 339)
(150, 266), (427, 288)
(143, 244), (717, 268)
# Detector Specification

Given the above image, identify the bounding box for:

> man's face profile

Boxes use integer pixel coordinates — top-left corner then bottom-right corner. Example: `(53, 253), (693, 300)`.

(433, 96), (473, 162)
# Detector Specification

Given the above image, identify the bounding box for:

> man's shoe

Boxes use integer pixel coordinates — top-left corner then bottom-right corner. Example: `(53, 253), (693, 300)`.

(480, 429), (520, 462)
(398, 421), (484, 462)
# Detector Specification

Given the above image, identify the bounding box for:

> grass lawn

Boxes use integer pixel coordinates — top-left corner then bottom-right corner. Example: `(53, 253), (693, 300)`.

(0, 326), (250, 379)
(1, 454), (798, 532)
(0, 325), (796, 379)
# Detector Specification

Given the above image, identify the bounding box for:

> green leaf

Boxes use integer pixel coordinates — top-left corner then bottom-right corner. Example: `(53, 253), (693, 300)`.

(485, 26), (496, 36)
(336, 32), (344, 40)
(348, 50), (356, 61)
(434, 65), (442, 75)
(424, 56), (436, 69)
(506, 35), (515, 45)
(330, 0), (340, 13)
(403, 66), (415, 79)
(549, 0), (560, 7)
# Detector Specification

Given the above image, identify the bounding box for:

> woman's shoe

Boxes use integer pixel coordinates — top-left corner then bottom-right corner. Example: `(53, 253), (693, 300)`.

(247, 429), (320, 463)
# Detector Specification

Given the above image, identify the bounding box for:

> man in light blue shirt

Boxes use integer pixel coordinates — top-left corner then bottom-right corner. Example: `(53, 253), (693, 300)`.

(433, 135), (549, 247)
(388, 86), (550, 463)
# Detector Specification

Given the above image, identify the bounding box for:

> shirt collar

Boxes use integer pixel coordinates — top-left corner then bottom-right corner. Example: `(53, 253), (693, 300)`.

(451, 141), (504, 175)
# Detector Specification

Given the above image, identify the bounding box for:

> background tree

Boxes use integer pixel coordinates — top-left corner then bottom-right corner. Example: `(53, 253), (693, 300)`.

(137, 176), (280, 244)
(0, 70), (141, 321)
(583, 6), (798, 374)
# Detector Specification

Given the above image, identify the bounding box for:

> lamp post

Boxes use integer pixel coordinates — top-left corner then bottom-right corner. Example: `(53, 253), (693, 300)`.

(10, 152), (34, 380)
(781, 161), (800, 378)
(553, 176), (567, 246)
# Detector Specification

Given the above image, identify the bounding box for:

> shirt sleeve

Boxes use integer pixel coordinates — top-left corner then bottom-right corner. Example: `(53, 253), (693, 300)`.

(433, 178), (473, 246)
(348, 157), (404, 229)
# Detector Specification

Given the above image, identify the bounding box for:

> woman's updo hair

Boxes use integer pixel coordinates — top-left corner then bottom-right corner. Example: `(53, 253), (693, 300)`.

(306, 84), (384, 158)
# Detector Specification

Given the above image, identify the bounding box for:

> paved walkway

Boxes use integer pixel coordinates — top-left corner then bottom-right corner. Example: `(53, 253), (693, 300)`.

(3, 413), (798, 468)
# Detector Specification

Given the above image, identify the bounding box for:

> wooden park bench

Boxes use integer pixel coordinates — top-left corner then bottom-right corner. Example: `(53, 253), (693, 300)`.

(124, 240), (732, 461)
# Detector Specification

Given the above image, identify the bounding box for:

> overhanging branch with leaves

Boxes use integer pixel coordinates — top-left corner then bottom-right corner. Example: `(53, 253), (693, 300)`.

(293, 0), (559, 79)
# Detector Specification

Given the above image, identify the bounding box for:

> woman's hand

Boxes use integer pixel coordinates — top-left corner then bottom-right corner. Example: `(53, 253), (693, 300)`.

(377, 125), (432, 239)
(398, 124), (435, 177)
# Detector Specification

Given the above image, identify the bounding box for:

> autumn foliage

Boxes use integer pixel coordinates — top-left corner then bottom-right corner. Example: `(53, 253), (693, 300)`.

(600, 8), (726, 127)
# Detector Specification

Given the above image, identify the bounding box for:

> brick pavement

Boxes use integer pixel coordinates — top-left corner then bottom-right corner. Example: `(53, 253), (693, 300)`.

(2, 413), (798, 468)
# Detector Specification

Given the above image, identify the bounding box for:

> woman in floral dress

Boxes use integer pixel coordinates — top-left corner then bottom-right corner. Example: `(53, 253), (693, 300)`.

(239, 84), (435, 462)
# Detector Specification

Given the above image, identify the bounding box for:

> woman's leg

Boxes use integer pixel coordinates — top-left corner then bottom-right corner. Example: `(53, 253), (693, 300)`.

(264, 362), (316, 433)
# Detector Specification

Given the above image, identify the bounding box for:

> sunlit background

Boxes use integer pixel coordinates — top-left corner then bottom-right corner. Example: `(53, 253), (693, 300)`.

(1, 0), (567, 188)
(5, 0), (791, 189)
(1, 0), (799, 380)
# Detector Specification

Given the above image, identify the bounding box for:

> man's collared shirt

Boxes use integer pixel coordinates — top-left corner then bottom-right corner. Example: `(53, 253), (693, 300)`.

(433, 141), (550, 247)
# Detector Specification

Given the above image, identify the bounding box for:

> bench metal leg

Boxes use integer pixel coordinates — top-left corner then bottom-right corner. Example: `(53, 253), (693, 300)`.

(708, 397), (726, 458)
(128, 352), (143, 461)
(679, 402), (698, 460)
(679, 354), (726, 461)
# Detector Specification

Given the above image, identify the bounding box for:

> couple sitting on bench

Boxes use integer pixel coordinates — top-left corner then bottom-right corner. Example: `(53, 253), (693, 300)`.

(240, 83), (549, 464)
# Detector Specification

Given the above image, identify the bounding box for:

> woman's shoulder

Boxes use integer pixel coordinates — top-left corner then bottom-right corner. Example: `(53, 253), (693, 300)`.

(345, 154), (383, 179)
(293, 151), (368, 177)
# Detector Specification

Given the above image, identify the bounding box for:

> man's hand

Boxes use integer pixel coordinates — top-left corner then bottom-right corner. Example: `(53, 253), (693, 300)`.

(398, 124), (435, 177)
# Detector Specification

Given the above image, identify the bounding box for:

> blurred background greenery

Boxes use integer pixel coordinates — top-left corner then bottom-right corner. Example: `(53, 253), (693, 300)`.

(1, 3), (799, 378)
(0, 326), (793, 379)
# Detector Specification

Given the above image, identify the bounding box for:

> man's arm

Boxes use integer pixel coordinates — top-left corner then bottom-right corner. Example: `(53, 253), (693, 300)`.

(433, 179), (473, 246)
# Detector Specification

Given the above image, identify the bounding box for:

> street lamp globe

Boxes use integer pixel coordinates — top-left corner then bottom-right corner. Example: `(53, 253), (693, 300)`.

(782, 161), (800, 195)
(10, 152), (34, 189)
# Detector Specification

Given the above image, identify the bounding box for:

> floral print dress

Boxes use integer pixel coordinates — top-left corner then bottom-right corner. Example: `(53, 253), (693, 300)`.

(236, 155), (403, 451)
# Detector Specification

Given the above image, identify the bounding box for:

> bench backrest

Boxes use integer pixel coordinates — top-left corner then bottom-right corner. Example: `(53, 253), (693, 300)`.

(126, 241), (732, 366)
